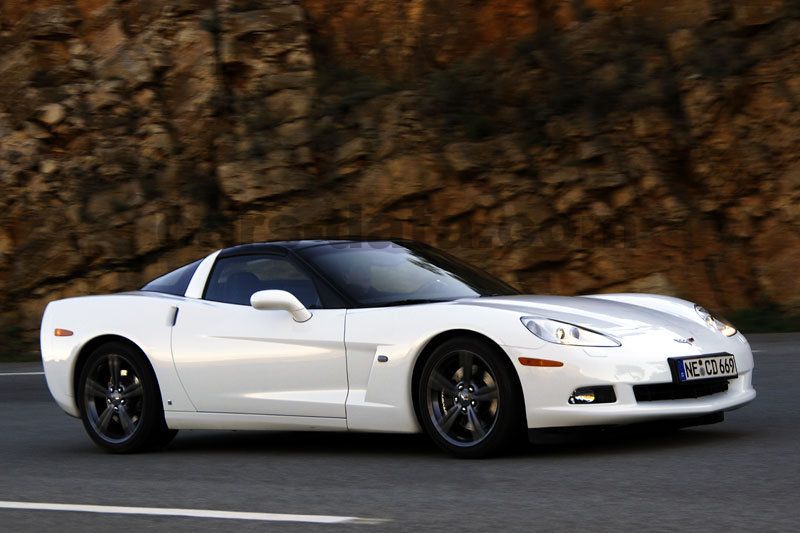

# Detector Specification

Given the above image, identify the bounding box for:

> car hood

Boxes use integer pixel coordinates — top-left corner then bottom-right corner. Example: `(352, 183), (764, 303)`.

(456, 295), (709, 342)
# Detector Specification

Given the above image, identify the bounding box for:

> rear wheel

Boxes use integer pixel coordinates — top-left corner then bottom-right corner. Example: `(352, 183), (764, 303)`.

(78, 342), (176, 453)
(417, 337), (523, 458)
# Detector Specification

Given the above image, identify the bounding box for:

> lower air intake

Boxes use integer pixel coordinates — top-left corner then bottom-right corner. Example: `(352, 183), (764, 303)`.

(633, 379), (729, 402)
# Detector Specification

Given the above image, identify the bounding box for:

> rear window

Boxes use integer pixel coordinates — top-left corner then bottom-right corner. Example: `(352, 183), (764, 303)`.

(140, 259), (202, 296)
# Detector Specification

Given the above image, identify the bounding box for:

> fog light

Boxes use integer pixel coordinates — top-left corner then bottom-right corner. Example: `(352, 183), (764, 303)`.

(568, 386), (616, 405)
(569, 390), (596, 404)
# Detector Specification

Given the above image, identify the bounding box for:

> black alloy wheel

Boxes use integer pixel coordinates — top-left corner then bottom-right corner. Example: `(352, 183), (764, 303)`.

(78, 342), (176, 453)
(418, 337), (523, 458)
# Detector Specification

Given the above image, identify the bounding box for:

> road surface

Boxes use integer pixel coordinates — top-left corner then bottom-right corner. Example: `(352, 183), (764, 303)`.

(0, 334), (797, 531)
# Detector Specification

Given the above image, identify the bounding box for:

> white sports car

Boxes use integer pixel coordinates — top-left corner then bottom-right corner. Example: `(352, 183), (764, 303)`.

(40, 239), (756, 457)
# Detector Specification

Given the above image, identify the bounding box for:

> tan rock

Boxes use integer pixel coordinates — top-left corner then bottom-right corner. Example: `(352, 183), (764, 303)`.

(551, 270), (597, 295)
(94, 271), (137, 294)
(739, 195), (765, 217)
(591, 201), (613, 219)
(40, 160), (59, 175)
(632, 0), (713, 31)
(99, 45), (152, 86)
(86, 20), (127, 60)
(497, 136), (528, 172)
(611, 186), (635, 208)
(336, 138), (369, 164)
(286, 49), (314, 68)
(733, 0), (783, 27)
(266, 90), (311, 123)
(726, 207), (752, 238)
(780, 162), (800, 193)
(541, 167), (580, 185)
(554, 187), (585, 213)
(275, 121), (311, 147)
(135, 212), (169, 255)
(587, 172), (627, 190)
(641, 174), (663, 191)
(605, 272), (677, 295)
(218, 162), (312, 203)
(0, 230), (12, 257)
(753, 224), (800, 307)
(27, 6), (79, 40)
(224, 5), (304, 37)
(577, 141), (606, 161)
(85, 183), (145, 221)
(443, 142), (485, 173)
(37, 103), (66, 126)
(682, 81), (718, 136)
(87, 88), (122, 110)
(667, 28), (696, 65)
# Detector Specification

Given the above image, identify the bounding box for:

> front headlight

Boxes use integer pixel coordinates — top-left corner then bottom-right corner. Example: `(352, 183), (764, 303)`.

(694, 305), (737, 337)
(520, 316), (621, 347)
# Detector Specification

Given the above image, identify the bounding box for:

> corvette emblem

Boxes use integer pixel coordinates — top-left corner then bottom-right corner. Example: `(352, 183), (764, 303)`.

(674, 337), (695, 344)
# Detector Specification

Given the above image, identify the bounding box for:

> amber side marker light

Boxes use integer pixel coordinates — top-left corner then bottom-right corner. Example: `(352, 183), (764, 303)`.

(54, 328), (73, 337)
(519, 357), (563, 367)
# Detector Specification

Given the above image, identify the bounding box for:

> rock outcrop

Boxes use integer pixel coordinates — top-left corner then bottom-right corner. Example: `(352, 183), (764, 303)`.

(2, 0), (800, 345)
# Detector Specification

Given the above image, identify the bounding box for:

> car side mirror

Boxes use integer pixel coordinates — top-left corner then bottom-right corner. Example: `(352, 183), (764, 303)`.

(250, 290), (312, 322)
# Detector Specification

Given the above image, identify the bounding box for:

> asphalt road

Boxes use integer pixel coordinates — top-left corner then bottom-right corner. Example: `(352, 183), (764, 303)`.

(1, 334), (797, 532)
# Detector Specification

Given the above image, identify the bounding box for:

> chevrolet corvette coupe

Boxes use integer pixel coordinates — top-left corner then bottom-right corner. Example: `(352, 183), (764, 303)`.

(40, 239), (756, 457)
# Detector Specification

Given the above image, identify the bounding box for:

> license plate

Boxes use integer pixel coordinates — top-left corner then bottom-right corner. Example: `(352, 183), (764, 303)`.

(674, 354), (737, 382)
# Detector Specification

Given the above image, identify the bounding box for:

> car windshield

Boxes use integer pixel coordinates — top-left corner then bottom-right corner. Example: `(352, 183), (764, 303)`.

(298, 242), (519, 307)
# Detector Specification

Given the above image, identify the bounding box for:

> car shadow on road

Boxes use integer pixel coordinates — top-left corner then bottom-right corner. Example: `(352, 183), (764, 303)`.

(166, 430), (439, 457)
(163, 424), (755, 459)
(530, 425), (754, 458)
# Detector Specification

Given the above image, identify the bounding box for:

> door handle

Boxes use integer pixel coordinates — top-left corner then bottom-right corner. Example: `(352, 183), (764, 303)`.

(168, 306), (180, 327)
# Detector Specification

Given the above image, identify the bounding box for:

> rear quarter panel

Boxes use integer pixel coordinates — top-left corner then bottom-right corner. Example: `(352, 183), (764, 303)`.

(40, 292), (195, 417)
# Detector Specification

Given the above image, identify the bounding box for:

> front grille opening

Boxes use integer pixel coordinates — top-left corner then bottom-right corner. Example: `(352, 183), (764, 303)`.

(634, 379), (729, 402)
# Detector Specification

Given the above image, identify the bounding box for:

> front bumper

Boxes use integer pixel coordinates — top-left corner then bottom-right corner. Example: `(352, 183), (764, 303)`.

(527, 410), (726, 444)
(504, 335), (756, 430)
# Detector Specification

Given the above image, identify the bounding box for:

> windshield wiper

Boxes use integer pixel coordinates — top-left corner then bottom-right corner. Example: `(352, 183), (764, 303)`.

(375, 298), (453, 307)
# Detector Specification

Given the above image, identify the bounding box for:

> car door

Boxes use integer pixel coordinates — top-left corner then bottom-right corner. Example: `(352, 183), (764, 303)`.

(171, 252), (348, 418)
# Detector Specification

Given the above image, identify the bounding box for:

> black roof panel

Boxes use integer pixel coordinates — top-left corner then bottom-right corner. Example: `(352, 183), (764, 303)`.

(217, 238), (415, 257)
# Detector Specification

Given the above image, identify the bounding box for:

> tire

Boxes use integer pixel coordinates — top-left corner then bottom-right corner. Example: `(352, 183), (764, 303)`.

(416, 337), (523, 458)
(77, 341), (177, 453)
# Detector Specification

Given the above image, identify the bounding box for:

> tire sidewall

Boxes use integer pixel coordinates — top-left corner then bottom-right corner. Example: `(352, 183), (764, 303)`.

(417, 337), (521, 458)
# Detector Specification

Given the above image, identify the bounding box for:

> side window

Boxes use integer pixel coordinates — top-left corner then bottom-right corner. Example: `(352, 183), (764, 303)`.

(141, 259), (203, 296)
(204, 255), (322, 308)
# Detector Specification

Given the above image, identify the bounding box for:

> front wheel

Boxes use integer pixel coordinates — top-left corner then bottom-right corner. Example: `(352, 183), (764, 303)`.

(78, 342), (176, 453)
(417, 338), (523, 458)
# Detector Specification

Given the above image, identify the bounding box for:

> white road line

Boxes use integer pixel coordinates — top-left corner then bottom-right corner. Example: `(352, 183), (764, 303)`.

(0, 372), (44, 377)
(0, 501), (387, 525)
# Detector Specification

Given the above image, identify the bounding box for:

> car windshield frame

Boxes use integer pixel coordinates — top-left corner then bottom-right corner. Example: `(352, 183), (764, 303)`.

(295, 241), (520, 308)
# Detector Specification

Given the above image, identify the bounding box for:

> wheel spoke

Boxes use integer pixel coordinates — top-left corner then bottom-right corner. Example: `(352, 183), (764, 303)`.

(426, 348), (500, 447)
(430, 371), (458, 396)
(123, 381), (142, 399)
(466, 406), (486, 440)
(473, 384), (498, 402)
(439, 406), (462, 434)
(108, 355), (121, 389)
(86, 379), (108, 398)
(117, 406), (135, 436)
(459, 351), (473, 384)
(97, 406), (114, 432)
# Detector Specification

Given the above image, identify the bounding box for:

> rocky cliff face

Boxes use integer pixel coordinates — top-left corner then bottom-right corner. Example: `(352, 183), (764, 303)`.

(1, 0), (800, 346)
